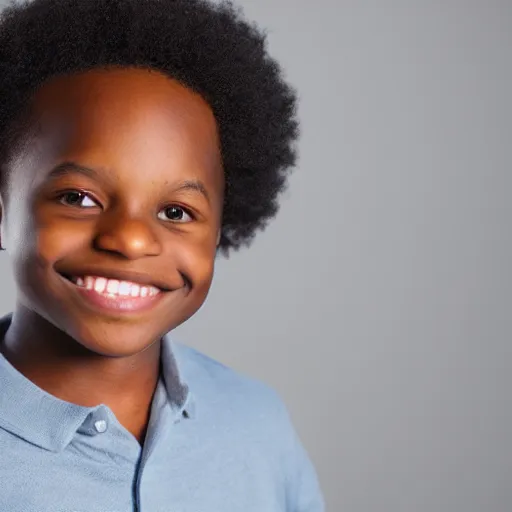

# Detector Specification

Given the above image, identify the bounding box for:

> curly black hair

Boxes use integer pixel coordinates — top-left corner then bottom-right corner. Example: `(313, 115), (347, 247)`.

(0, 0), (299, 255)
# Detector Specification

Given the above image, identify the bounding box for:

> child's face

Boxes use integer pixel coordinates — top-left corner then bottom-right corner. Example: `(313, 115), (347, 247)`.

(0, 67), (224, 356)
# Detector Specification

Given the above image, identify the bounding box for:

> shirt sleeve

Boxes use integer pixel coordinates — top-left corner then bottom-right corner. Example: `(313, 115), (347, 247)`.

(278, 399), (325, 512)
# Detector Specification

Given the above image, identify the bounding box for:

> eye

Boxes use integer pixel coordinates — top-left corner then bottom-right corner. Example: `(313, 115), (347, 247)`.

(157, 205), (193, 223)
(58, 191), (98, 208)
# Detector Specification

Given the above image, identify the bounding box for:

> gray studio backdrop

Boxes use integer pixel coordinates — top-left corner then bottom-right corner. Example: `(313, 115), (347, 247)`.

(0, 1), (511, 511)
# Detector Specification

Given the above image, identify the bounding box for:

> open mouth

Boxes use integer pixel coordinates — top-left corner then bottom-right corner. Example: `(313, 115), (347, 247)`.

(58, 272), (171, 314)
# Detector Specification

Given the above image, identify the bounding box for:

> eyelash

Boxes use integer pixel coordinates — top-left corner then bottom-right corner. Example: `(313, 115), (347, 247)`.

(56, 190), (195, 223)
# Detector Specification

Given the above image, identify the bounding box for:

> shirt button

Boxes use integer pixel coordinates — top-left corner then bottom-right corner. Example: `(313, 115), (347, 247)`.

(94, 419), (108, 433)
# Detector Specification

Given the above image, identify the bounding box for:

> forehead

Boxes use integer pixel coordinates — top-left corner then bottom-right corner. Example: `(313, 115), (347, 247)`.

(13, 67), (222, 188)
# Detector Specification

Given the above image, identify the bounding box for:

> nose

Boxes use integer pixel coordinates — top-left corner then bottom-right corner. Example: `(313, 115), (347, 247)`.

(93, 211), (162, 260)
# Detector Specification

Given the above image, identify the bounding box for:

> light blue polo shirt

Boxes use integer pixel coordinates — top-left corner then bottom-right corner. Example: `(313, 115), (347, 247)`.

(0, 314), (324, 511)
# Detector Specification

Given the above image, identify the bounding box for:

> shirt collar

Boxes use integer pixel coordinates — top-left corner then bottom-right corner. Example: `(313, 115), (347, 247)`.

(0, 313), (193, 452)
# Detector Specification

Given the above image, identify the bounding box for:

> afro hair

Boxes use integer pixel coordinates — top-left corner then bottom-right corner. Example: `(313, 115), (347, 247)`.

(0, 0), (299, 255)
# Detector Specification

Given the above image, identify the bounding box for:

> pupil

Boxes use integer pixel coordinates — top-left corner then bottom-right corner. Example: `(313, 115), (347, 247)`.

(67, 192), (82, 204)
(167, 207), (183, 220)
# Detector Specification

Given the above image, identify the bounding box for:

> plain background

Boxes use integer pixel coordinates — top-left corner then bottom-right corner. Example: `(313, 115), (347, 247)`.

(0, 1), (511, 511)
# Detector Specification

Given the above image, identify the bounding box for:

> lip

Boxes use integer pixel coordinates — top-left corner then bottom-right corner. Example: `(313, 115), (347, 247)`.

(57, 272), (172, 315)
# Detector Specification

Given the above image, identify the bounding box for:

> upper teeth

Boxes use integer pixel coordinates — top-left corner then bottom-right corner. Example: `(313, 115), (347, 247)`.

(73, 276), (160, 297)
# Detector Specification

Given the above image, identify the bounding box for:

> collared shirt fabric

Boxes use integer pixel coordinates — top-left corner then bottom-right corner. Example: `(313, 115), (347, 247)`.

(0, 314), (324, 512)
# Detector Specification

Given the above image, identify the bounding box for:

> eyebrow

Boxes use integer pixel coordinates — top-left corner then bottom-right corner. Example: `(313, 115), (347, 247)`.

(46, 161), (210, 203)
(174, 179), (210, 203)
(47, 161), (103, 182)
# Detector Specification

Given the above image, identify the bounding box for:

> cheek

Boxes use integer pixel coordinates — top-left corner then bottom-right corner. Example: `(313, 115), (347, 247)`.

(10, 206), (91, 270)
(174, 234), (217, 293)
(35, 219), (90, 263)
(170, 238), (216, 328)
(8, 217), (76, 312)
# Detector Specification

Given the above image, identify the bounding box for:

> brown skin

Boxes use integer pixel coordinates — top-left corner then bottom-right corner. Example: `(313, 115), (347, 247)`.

(0, 67), (224, 444)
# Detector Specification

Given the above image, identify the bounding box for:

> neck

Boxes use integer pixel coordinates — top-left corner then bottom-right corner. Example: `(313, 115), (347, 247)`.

(0, 306), (161, 438)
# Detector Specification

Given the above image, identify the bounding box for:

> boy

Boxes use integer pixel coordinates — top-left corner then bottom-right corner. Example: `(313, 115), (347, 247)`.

(0, 0), (324, 510)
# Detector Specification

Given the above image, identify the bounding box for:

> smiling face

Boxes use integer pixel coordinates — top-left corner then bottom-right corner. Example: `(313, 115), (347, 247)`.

(0, 67), (224, 357)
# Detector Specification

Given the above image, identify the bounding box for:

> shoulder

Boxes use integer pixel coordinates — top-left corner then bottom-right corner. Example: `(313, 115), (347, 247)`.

(170, 340), (298, 465)
(170, 341), (325, 511)
(171, 341), (289, 426)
